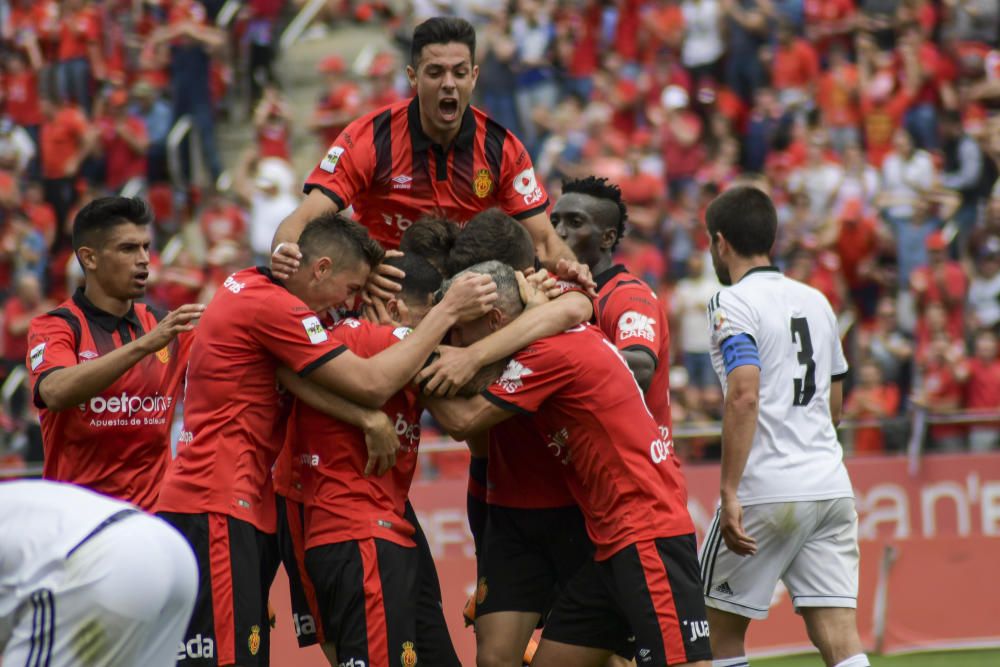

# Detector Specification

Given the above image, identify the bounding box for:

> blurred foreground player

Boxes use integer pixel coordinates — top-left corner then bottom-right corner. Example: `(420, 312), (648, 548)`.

(701, 187), (869, 667)
(27, 197), (204, 509)
(157, 213), (495, 666)
(0, 480), (197, 667)
(427, 261), (711, 667)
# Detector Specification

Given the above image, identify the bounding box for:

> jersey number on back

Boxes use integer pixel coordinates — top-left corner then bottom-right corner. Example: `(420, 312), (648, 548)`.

(790, 317), (816, 407)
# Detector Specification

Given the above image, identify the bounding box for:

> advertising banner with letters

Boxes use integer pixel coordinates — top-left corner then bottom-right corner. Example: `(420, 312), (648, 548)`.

(269, 451), (1000, 665)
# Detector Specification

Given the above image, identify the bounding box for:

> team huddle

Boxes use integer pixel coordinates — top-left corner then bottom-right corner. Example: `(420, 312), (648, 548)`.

(2, 16), (871, 667)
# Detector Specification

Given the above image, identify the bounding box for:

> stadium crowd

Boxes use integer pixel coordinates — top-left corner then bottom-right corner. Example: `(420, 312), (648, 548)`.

(2, 0), (1000, 473)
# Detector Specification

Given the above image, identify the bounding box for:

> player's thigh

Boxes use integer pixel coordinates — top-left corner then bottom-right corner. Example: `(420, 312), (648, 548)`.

(539, 558), (631, 661)
(783, 498), (860, 612)
(607, 536), (712, 666)
(475, 611), (542, 667)
(532, 638), (614, 667)
(477, 506), (561, 618)
(701, 503), (812, 620)
(274, 495), (323, 647)
(158, 511), (271, 666)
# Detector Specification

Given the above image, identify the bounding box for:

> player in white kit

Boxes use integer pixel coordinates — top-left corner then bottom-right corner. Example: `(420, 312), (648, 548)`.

(0, 480), (197, 667)
(699, 187), (869, 667)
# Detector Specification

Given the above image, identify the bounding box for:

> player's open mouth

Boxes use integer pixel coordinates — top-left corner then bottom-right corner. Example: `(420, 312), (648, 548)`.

(133, 271), (148, 286)
(439, 97), (459, 121)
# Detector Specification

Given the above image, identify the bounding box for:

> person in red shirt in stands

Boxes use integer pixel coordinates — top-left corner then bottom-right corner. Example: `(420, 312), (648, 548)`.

(914, 333), (968, 452)
(95, 89), (149, 192)
(254, 83), (293, 161)
(199, 190), (248, 248)
(768, 21), (820, 110)
(2, 273), (52, 379)
(910, 231), (968, 338)
(426, 260), (711, 667)
(964, 329), (1000, 452)
(844, 360), (901, 456)
(2, 51), (44, 175)
(21, 181), (57, 249)
(39, 95), (96, 246)
(834, 199), (881, 321)
(804, 0), (856, 59)
(310, 55), (363, 148)
(858, 33), (919, 167)
(365, 51), (404, 109)
(26, 197), (205, 510)
(56, 0), (101, 113)
(817, 44), (861, 153)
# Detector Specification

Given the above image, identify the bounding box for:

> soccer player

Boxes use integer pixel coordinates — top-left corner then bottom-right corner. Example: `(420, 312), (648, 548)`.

(156, 213), (495, 667)
(290, 252), (444, 667)
(0, 480), (197, 667)
(26, 196), (204, 510)
(269, 16), (575, 292)
(552, 176), (673, 447)
(426, 261), (712, 667)
(700, 187), (869, 667)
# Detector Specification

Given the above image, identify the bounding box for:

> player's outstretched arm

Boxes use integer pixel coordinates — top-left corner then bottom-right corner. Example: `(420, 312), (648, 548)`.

(719, 364), (760, 557)
(37, 304), (204, 412)
(830, 378), (844, 427)
(276, 367), (399, 476)
(308, 273), (498, 407)
(520, 211), (579, 271)
(423, 395), (513, 441)
(416, 291), (592, 397)
(271, 189), (341, 253)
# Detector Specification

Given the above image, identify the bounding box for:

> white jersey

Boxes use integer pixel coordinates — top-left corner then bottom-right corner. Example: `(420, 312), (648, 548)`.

(707, 267), (853, 505)
(0, 481), (136, 621)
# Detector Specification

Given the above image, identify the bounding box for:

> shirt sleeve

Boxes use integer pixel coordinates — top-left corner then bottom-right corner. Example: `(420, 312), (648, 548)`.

(497, 130), (549, 220)
(828, 302), (849, 379)
(708, 288), (758, 352)
(601, 282), (664, 364)
(303, 115), (374, 211)
(250, 292), (348, 376)
(27, 314), (79, 409)
(482, 341), (572, 415)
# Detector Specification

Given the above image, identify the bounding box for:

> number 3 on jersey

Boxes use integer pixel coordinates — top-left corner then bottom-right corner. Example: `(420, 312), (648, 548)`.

(790, 317), (816, 406)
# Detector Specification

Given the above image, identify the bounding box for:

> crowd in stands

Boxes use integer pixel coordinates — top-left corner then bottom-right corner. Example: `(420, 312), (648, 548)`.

(2, 0), (1000, 472)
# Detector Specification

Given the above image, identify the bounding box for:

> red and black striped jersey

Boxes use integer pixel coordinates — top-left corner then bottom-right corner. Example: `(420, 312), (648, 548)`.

(304, 97), (549, 250)
(26, 289), (193, 510)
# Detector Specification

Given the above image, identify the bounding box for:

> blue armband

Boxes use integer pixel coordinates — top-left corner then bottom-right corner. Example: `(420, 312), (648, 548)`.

(721, 333), (760, 375)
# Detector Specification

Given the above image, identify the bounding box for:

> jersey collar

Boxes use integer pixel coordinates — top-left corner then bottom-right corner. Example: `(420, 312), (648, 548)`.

(72, 287), (142, 333)
(594, 264), (628, 292)
(738, 265), (781, 282)
(407, 96), (477, 154)
(256, 266), (284, 286)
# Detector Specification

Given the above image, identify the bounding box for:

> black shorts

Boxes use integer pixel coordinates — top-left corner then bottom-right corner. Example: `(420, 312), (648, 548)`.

(542, 534), (712, 666)
(158, 511), (280, 667)
(275, 494), (323, 647)
(305, 538), (419, 667)
(405, 501), (461, 667)
(477, 504), (593, 619)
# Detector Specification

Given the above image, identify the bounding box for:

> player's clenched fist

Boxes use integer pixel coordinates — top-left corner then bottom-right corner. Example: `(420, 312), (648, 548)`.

(440, 273), (498, 321)
(141, 304), (206, 353)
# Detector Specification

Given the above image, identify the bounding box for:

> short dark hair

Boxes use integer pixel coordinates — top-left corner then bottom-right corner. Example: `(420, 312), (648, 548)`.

(399, 215), (459, 275)
(72, 196), (153, 251)
(447, 208), (535, 275)
(561, 176), (628, 250)
(298, 212), (385, 269)
(705, 186), (777, 257)
(411, 17), (476, 66)
(384, 252), (442, 304)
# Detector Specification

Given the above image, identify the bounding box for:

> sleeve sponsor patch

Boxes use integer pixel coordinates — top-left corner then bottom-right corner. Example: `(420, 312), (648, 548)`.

(301, 316), (329, 344)
(512, 167), (544, 206)
(319, 146), (345, 173)
(393, 326), (412, 340)
(29, 342), (45, 371)
(497, 359), (533, 393)
(617, 311), (656, 342)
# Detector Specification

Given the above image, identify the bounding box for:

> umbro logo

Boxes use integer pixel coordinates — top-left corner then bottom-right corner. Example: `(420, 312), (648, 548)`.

(714, 581), (734, 596)
(391, 175), (412, 190)
(79, 350), (98, 360)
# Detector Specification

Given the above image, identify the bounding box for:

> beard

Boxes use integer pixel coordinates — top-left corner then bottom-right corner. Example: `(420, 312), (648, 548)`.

(711, 255), (732, 286)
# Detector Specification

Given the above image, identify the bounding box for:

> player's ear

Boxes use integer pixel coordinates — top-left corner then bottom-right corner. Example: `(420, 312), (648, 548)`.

(488, 308), (503, 331)
(313, 256), (332, 280)
(601, 228), (618, 251)
(76, 247), (98, 272)
(406, 65), (417, 88)
(471, 64), (479, 86)
(388, 297), (407, 325)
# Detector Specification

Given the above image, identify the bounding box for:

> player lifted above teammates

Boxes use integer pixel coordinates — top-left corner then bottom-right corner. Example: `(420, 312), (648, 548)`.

(270, 16), (576, 293)
(427, 261), (711, 667)
(27, 197), (204, 510)
(700, 186), (869, 667)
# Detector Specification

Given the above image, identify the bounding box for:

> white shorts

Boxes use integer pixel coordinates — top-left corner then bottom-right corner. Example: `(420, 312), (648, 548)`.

(699, 497), (859, 620)
(1, 512), (197, 667)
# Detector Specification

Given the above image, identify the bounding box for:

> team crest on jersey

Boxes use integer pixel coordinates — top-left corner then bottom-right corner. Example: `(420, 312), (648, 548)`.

(401, 641), (418, 666)
(476, 577), (488, 604)
(248, 625), (261, 656)
(473, 168), (493, 198)
(156, 347), (171, 364)
(618, 311), (656, 342)
(497, 359), (533, 393)
(320, 145), (345, 173)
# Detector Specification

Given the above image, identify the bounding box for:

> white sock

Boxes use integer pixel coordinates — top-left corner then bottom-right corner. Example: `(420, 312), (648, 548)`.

(834, 654), (870, 667)
(713, 658), (749, 667)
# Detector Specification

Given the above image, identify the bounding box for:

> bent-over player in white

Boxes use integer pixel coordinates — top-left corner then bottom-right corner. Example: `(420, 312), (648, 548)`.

(0, 480), (197, 667)
(700, 187), (869, 667)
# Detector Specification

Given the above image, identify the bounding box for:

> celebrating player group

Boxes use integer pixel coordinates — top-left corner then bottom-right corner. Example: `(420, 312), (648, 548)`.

(3, 15), (871, 667)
